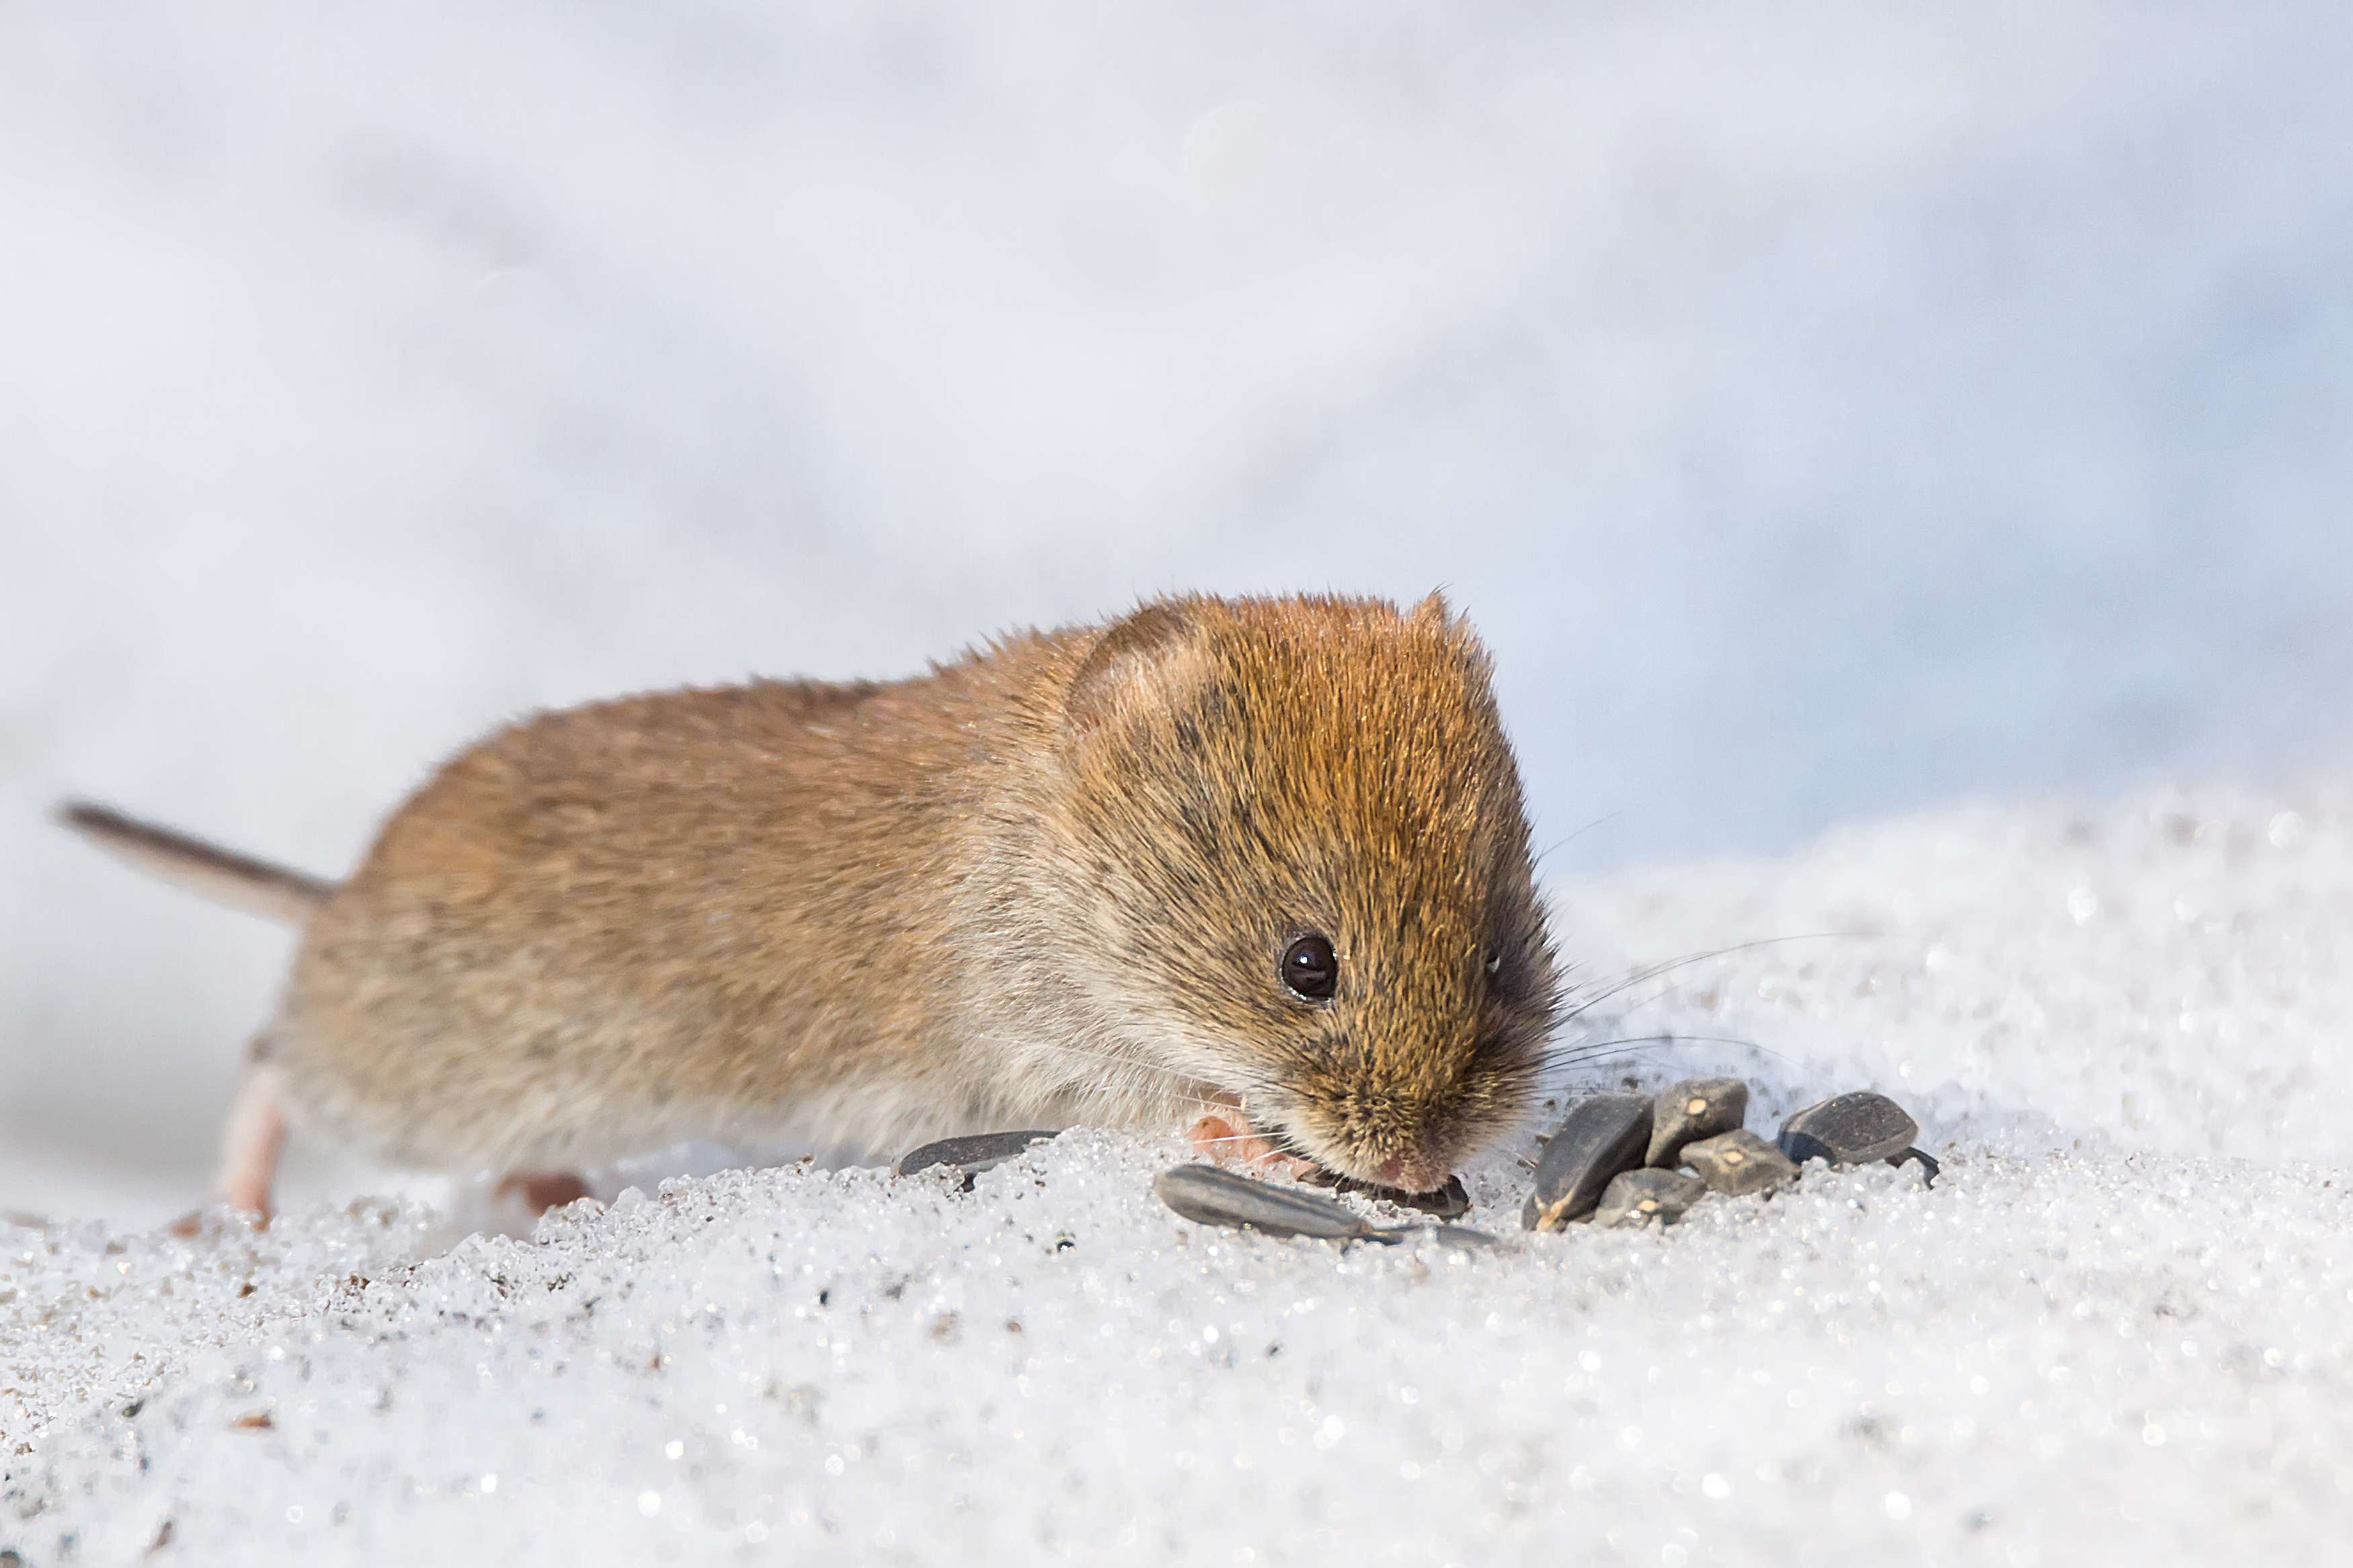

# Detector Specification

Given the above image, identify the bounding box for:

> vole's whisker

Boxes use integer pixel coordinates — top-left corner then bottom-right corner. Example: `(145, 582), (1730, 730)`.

(1558, 932), (1860, 1024)
(1537, 1032), (1785, 1069)
(1533, 813), (1619, 869)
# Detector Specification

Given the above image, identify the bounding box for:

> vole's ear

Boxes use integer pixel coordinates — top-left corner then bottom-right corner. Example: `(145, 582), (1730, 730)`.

(1409, 589), (1455, 630)
(1065, 600), (1207, 743)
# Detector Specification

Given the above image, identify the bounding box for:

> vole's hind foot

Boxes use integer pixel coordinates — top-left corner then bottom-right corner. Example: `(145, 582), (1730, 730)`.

(165, 1204), (267, 1239)
(212, 1065), (287, 1224)
(1188, 1095), (1316, 1180)
(495, 1170), (594, 1214)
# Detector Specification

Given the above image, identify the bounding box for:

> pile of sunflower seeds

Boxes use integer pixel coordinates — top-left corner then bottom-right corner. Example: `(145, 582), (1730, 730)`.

(903, 1084), (1934, 1247)
(1523, 1081), (1936, 1232)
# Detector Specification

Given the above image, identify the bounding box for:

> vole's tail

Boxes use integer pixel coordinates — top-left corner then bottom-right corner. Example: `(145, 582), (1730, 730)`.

(56, 801), (336, 926)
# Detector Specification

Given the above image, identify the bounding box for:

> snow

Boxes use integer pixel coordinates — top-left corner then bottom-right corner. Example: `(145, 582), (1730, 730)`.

(10, 777), (2353, 1563)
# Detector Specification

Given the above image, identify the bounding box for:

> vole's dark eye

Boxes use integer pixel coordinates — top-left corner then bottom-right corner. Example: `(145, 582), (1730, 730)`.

(1484, 951), (1503, 978)
(1281, 934), (1339, 1000)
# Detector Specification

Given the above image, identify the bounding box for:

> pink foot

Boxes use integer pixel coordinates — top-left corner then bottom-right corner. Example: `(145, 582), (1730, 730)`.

(495, 1171), (595, 1214)
(212, 1068), (288, 1226)
(1187, 1094), (1318, 1179)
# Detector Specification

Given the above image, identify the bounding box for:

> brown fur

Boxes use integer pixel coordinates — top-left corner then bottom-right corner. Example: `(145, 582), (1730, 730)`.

(81, 593), (1562, 1202)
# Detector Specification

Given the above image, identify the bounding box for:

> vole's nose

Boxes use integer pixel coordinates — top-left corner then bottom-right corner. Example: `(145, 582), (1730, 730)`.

(1376, 1139), (1449, 1195)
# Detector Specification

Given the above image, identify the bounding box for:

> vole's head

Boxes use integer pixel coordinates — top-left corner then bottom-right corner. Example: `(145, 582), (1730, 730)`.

(1050, 593), (1558, 1192)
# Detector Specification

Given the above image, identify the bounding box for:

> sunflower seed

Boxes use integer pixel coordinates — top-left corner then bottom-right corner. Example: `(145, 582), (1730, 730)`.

(1299, 1167), (1472, 1219)
(1593, 1167), (1710, 1227)
(1427, 1224), (1505, 1251)
(1646, 1077), (1749, 1167)
(893, 1130), (1061, 1184)
(1889, 1145), (1941, 1186)
(1153, 1165), (1384, 1241)
(1681, 1129), (1798, 1196)
(1521, 1094), (1654, 1231)
(1778, 1092), (1919, 1167)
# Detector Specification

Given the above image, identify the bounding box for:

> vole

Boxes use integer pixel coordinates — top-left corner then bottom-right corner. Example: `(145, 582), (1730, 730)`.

(62, 593), (1561, 1218)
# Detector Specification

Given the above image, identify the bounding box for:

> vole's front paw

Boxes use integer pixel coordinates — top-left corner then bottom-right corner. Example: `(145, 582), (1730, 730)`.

(1187, 1094), (1317, 1179)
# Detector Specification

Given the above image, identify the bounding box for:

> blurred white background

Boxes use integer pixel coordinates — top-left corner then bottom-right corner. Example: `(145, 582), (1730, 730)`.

(4, 0), (2350, 1221)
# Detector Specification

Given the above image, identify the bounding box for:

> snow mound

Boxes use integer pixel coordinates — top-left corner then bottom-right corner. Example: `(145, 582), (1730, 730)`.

(9, 778), (2353, 1564)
